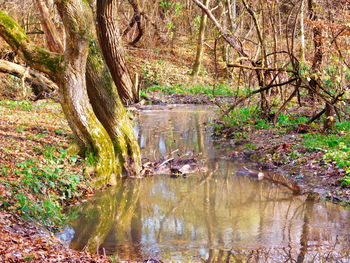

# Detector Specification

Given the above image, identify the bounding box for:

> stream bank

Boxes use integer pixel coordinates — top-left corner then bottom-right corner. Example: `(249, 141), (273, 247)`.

(215, 121), (350, 206)
(139, 92), (350, 206)
(67, 105), (350, 263)
(1, 100), (349, 262)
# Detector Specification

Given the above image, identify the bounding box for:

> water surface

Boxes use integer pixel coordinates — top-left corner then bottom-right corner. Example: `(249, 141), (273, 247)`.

(68, 105), (350, 262)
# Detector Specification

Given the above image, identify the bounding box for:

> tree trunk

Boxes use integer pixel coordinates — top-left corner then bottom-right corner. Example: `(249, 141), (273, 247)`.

(55, 0), (119, 186)
(36, 0), (64, 53)
(308, 0), (323, 101)
(191, 0), (210, 76)
(1, 4), (143, 183)
(86, 45), (142, 177)
(96, 0), (138, 104)
(127, 0), (144, 46)
(300, 0), (306, 62)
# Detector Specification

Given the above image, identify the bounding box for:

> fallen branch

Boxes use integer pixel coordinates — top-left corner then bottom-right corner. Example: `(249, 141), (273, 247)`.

(0, 59), (58, 97)
(227, 63), (297, 73)
(221, 77), (298, 117)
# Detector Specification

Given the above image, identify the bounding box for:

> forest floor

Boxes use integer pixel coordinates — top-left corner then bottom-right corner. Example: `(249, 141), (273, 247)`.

(0, 100), (113, 262)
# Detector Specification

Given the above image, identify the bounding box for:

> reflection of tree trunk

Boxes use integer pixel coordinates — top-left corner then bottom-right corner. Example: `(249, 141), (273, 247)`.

(204, 181), (213, 263)
(296, 197), (314, 263)
(131, 201), (142, 245)
(195, 113), (205, 153)
(157, 168), (216, 242)
(83, 180), (141, 254)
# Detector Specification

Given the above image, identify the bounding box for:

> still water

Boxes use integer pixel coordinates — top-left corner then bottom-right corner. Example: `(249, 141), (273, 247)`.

(67, 105), (350, 262)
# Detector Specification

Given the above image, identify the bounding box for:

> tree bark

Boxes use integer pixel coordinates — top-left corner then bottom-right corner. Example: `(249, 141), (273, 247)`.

(36, 0), (64, 53)
(55, 0), (119, 185)
(191, 0), (210, 76)
(96, 0), (137, 104)
(86, 44), (142, 177)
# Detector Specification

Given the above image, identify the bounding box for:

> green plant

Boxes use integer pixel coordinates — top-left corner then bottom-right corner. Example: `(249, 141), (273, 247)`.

(302, 133), (350, 152)
(244, 143), (257, 150)
(324, 142), (350, 174)
(0, 100), (34, 111)
(254, 119), (270, 129)
(1, 145), (84, 226)
(276, 114), (309, 127)
(223, 106), (259, 128)
(339, 175), (350, 187)
(145, 83), (235, 96)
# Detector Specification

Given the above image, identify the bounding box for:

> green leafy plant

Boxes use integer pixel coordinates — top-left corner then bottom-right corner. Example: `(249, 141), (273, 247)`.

(1, 145), (84, 226)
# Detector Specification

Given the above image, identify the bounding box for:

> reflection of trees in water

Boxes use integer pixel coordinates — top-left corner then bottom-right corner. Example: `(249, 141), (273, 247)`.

(69, 106), (350, 261)
(70, 171), (350, 262)
(197, 194), (350, 263)
(196, 241), (350, 263)
(136, 109), (212, 160)
(70, 179), (142, 259)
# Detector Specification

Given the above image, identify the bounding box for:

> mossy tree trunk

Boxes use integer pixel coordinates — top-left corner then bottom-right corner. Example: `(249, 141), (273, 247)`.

(55, 0), (119, 185)
(86, 45), (142, 177)
(0, 0), (142, 185)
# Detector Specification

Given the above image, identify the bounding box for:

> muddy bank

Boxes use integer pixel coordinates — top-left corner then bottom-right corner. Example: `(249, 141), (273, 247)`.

(142, 91), (235, 105)
(218, 127), (350, 205)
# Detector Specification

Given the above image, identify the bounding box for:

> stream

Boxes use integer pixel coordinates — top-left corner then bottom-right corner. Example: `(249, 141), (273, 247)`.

(65, 105), (350, 262)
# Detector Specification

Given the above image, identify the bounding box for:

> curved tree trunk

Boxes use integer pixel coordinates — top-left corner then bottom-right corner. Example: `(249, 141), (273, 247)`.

(55, 0), (118, 186)
(96, 0), (137, 104)
(86, 45), (142, 177)
(0, 3), (142, 184)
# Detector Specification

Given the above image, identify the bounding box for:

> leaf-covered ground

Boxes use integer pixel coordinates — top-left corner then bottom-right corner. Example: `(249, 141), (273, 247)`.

(0, 100), (111, 262)
(0, 212), (111, 262)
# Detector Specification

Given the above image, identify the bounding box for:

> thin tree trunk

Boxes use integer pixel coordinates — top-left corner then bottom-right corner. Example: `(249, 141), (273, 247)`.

(300, 0), (306, 62)
(36, 0), (64, 53)
(127, 0), (144, 46)
(96, 0), (137, 104)
(192, 0), (210, 76)
(308, 0), (323, 102)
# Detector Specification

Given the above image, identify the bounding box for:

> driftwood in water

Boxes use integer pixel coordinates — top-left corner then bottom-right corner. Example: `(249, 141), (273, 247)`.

(141, 151), (207, 177)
